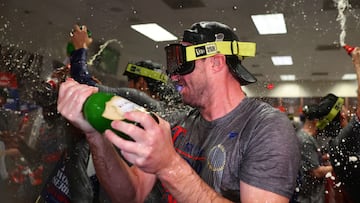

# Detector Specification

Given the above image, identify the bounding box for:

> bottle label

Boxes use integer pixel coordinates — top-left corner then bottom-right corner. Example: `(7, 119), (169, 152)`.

(102, 96), (147, 120)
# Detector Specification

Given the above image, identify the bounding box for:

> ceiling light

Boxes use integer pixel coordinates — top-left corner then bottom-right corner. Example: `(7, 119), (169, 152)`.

(280, 74), (296, 81)
(342, 73), (357, 80)
(251, 13), (287, 35)
(131, 23), (178, 42)
(271, 56), (293, 66)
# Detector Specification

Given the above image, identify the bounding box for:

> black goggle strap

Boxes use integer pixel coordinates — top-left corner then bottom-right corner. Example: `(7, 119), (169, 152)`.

(125, 63), (168, 83)
(185, 41), (256, 62)
(316, 97), (344, 130)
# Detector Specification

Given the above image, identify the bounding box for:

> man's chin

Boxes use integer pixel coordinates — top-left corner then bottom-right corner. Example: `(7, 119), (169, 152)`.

(182, 96), (194, 106)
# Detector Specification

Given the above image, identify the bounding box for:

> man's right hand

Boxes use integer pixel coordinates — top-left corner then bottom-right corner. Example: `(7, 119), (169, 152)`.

(57, 78), (98, 135)
(70, 24), (93, 50)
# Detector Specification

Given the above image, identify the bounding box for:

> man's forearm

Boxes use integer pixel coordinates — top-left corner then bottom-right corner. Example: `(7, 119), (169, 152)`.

(157, 154), (231, 203)
(353, 51), (360, 119)
(357, 79), (360, 120)
(86, 132), (138, 202)
(70, 48), (97, 86)
(312, 165), (333, 178)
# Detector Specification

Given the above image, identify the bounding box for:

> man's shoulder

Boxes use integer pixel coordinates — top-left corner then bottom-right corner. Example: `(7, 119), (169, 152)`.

(241, 98), (285, 118)
(239, 98), (295, 134)
(296, 130), (310, 142)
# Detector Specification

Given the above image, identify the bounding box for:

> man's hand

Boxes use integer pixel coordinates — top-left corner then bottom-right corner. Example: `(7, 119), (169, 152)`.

(57, 78), (98, 135)
(104, 111), (179, 175)
(70, 24), (93, 50)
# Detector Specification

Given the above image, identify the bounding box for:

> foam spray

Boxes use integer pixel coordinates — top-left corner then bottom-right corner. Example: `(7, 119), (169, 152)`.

(334, 0), (355, 55)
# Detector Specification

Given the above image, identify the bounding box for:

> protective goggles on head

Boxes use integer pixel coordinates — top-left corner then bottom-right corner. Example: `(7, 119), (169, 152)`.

(124, 63), (168, 83)
(165, 41), (256, 76)
(316, 97), (344, 130)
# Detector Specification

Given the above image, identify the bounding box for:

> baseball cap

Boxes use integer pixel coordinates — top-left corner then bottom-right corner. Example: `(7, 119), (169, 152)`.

(182, 21), (257, 85)
(316, 93), (344, 131)
(123, 60), (168, 83)
(302, 104), (319, 120)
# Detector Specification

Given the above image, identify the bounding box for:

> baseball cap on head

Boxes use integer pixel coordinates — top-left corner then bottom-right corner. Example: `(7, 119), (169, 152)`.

(183, 21), (239, 44)
(123, 60), (168, 83)
(316, 93), (344, 133)
(302, 104), (320, 121)
(182, 21), (257, 85)
(135, 60), (162, 71)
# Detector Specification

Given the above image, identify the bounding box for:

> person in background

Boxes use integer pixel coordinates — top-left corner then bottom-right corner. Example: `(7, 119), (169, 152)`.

(0, 84), (28, 201)
(69, 24), (188, 125)
(68, 24), (190, 202)
(317, 46), (360, 203)
(27, 43), (98, 202)
(57, 21), (301, 202)
(124, 60), (167, 99)
(0, 140), (21, 202)
(314, 93), (352, 203)
(0, 88), (22, 144)
(293, 104), (333, 203)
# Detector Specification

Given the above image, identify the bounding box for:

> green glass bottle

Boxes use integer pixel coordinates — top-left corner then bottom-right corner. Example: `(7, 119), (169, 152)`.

(82, 92), (158, 141)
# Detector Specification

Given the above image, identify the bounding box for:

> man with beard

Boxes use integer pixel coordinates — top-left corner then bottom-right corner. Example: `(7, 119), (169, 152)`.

(57, 21), (301, 202)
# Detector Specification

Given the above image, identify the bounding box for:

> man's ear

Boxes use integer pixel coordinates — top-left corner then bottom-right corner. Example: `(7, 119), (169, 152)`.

(212, 54), (227, 72)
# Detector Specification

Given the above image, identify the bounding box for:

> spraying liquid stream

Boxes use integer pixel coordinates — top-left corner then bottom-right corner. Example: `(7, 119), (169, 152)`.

(335, 0), (350, 46)
(87, 39), (123, 65)
(84, 38), (187, 117)
(334, 0), (354, 55)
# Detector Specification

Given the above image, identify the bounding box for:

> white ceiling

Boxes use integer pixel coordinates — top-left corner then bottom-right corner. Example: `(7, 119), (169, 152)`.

(1, 0), (360, 83)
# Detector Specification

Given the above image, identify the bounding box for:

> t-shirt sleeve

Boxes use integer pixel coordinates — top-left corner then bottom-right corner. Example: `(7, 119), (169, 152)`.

(239, 110), (301, 199)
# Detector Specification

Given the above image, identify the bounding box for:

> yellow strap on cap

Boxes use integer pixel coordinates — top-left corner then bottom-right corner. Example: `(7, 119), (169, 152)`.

(125, 63), (168, 83)
(185, 41), (256, 62)
(316, 97), (344, 130)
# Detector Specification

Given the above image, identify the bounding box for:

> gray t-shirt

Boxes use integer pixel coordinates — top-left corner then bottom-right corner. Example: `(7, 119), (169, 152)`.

(149, 97), (300, 202)
(296, 130), (325, 202)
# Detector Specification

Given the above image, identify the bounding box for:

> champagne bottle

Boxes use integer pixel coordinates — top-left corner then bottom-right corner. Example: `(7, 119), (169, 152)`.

(83, 92), (159, 141)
